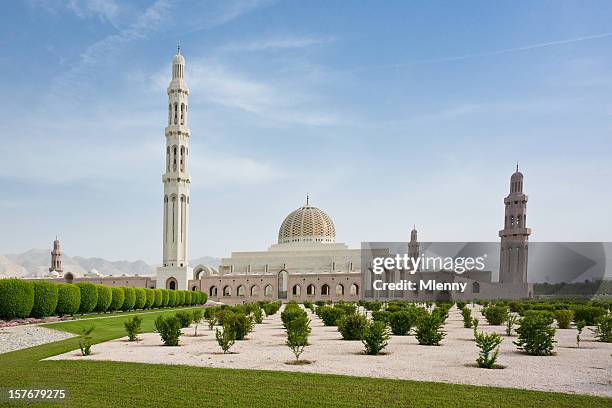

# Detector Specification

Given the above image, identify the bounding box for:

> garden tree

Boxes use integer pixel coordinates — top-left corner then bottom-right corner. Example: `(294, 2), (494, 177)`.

(161, 290), (170, 307)
(472, 318), (479, 338)
(75, 282), (98, 314)
(144, 288), (155, 309)
(134, 288), (147, 310)
(505, 312), (519, 336)
(184, 290), (192, 305)
(168, 290), (177, 307)
(204, 307), (218, 330)
(591, 313), (612, 342)
(175, 311), (192, 328)
(251, 306), (263, 324)
(576, 320), (586, 348)
(0, 279), (34, 319)
(121, 287), (136, 311)
(176, 290), (185, 306)
(572, 305), (606, 326)
(56, 283), (81, 316)
(30, 281), (59, 318)
(153, 289), (163, 308)
(514, 312), (556, 356)
(484, 305), (508, 326)
(337, 312), (368, 340)
(263, 302), (281, 316)
(124, 316), (143, 341)
(281, 303), (307, 329)
(109, 287), (125, 312)
(554, 310), (574, 329)
(216, 323), (236, 354)
(224, 311), (254, 340)
(461, 307), (473, 328)
(362, 320), (390, 355)
(95, 285), (112, 313)
(191, 309), (204, 336)
(415, 312), (446, 346)
(154, 315), (182, 346)
(389, 308), (421, 335)
(286, 315), (311, 363)
(474, 331), (503, 368)
(317, 305), (346, 326)
(79, 326), (95, 356)
(371, 310), (391, 325)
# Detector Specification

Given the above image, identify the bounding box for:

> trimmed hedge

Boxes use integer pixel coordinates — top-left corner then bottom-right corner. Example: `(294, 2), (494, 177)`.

(31, 280), (58, 318)
(122, 287), (136, 311)
(176, 290), (185, 306)
(56, 283), (80, 316)
(134, 288), (147, 309)
(0, 279), (34, 319)
(184, 290), (193, 305)
(168, 290), (177, 307)
(161, 289), (170, 307)
(109, 287), (125, 312)
(95, 284), (112, 313)
(76, 282), (99, 314)
(145, 288), (155, 308)
(153, 289), (163, 308)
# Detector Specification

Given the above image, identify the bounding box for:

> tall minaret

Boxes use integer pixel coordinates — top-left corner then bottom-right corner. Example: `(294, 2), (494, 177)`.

(49, 237), (63, 273)
(498, 165), (531, 284)
(408, 225), (420, 271)
(157, 46), (192, 290)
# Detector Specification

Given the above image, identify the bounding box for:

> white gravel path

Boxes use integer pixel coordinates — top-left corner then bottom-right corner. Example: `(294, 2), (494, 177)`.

(47, 306), (612, 397)
(0, 325), (76, 354)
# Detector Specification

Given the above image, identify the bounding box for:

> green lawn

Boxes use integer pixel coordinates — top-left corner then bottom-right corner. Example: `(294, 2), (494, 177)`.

(0, 310), (609, 408)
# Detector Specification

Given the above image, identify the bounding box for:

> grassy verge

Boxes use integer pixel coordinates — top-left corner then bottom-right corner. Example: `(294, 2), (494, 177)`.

(0, 311), (609, 408)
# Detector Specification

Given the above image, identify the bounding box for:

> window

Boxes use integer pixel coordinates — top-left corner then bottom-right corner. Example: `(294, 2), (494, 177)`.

(335, 284), (344, 296)
(307, 284), (316, 295)
(321, 284), (330, 296)
(223, 286), (231, 297)
(292, 284), (301, 296)
(350, 284), (359, 296)
(237, 285), (245, 297)
(264, 285), (273, 297)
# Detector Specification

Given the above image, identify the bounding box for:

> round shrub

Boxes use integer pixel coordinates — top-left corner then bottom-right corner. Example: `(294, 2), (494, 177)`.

(317, 306), (345, 326)
(109, 287), (125, 312)
(176, 290), (185, 306)
(389, 309), (418, 335)
(56, 283), (81, 316)
(554, 309), (574, 329)
(161, 289), (170, 307)
(415, 312), (446, 346)
(134, 288), (146, 309)
(184, 290), (193, 305)
(371, 310), (391, 325)
(572, 306), (606, 326)
(484, 306), (508, 326)
(75, 282), (98, 314)
(153, 289), (163, 307)
(122, 287), (136, 311)
(338, 313), (368, 340)
(95, 285), (112, 313)
(145, 288), (155, 308)
(168, 290), (177, 307)
(30, 281), (58, 318)
(0, 279), (34, 319)
(514, 312), (556, 355)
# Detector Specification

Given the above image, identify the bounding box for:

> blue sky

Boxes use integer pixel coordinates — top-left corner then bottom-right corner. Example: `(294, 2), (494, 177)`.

(1, 0), (611, 263)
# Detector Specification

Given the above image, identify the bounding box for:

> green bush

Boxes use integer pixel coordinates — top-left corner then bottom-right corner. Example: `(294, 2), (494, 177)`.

(224, 311), (254, 340)
(176, 290), (185, 306)
(159, 289), (168, 307)
(474, 331), (502, 368)
(338, 313), (368, 340)
(185, 290), (193, 305)
(30, 281), (58, 318)
(0, 279), (35, 319)
(334, 302), (357, 315)
(121, 287), (136, 311)
(134, 288), (146, 310)
(318, 306), (345, 326)
(124, 315), (142, 341)
(281, 304), (307, 328)
(155, 315), (182, 346)
(362, 320), (390, 355)
(484, 305), (507, 326)
(461, 307), (473, 328)
(514, 313), (556, 355)
(572, 306), (606, 326)
(389, 310), (418, 335)
(286, 315), (311, 362)
(109, 287), (125, 312)
(167, 290), (177, 307)
(592, 313), (612, 342)
(153, 289), (163, 308)
(415, 312), (445, 346)
(216, 324), (236, 354)
(191, 309), (204, 336)
(263, 302), (281, 316)
(456, 301), (466, 310)
(371, 310), (391, 324)
(95, 285), (112, 313)
(554, 309), (575, 329)
(56, 283), (81, 316)
(75, 282), (98, 314)
(175, 310), (192, 328)
(144, 288), (155, 309)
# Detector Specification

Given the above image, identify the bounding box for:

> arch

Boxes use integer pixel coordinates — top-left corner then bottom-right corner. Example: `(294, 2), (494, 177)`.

(166, 277), (177, 290)
(292, 284), (301, 296)
(335, 283), (344, 296)
(264, 284), (273, 297)
(191, 285), (197, 291)
(306, 284), (316, 295)
(223, 285), (232, 297)
(173, 102), (178, 124)
(180, 146), (185, 172)
(172, 145), (178, 171)
(472, 282), (480, 294)
(350, 283), (359, 296)
(237, 285), (246, 297)
(278, 270), (288, 291)
(250, 285), (259, 297)
(321, 284), (330, 296)
(180, 103), (185, 125)
(209, 286), (218, 297)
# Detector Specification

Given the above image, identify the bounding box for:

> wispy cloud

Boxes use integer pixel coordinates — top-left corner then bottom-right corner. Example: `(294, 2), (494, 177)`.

(219, 35), (336, 52)
(27, 0), (123, 27)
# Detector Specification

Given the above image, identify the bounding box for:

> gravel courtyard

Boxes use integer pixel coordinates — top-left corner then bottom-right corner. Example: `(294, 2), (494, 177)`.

(48, 306), (612, 397)
(0, 325), (76, 354)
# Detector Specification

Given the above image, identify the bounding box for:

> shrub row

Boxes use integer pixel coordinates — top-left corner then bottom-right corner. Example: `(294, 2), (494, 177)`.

(0, 278), (207, 320)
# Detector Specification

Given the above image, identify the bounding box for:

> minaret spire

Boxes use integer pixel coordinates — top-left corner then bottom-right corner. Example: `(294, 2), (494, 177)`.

(306, 193), (309, 206)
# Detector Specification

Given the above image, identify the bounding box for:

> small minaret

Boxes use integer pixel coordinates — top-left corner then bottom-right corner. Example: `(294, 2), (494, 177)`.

(408, 225), (420, 271)
(49, 237), (63, 272)
(498, 164), (531, 284)
(157, 46), (192, 290)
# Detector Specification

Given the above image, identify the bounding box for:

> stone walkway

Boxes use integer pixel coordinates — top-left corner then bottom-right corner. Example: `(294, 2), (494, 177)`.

(0, 325), (75, 354)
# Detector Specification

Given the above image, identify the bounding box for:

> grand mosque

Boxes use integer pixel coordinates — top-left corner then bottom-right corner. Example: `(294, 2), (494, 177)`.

(41, 48), (533, 302)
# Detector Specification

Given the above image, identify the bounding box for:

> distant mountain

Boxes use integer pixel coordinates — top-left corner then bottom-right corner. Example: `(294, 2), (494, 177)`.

(0, 249), (221, 278)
